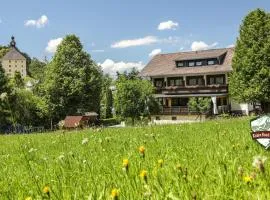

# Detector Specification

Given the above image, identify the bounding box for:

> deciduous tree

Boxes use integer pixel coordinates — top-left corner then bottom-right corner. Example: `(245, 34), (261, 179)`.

(229, 9), (270, 113)
(42, 34), (102, 124)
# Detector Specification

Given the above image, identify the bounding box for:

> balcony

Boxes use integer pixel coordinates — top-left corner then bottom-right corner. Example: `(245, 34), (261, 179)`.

(155, 84), (228, 95)
(161, 106), (198, 115)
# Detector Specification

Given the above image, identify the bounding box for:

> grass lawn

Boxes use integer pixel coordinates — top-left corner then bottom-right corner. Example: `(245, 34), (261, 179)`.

(0, 117), (269, 199)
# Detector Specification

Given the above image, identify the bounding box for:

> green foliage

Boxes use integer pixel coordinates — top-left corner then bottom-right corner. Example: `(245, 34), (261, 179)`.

(114, 72), (154, 124)
(12, 71), (24, 88)
(147, 96), (161, 115)
(229, 9), (270, 112)
(8, 89), (48, 126)
(100, 75), (113, 119)
(188, 97), (211, 114)
(0, 118), (270, 199)
(28, 58), (47, 81)
(0, 63), (10, 126)
(0, 45), (9, 59)
(42, 34), (102, 123)
(100, 118), (121, 126)
(0, 63), (9, 93)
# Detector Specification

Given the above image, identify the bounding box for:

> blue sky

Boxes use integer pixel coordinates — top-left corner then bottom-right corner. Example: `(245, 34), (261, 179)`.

(0, 0), (270, 75)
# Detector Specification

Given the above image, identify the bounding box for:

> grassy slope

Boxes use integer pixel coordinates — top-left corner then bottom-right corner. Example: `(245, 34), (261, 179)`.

(0, 117), (269, 199)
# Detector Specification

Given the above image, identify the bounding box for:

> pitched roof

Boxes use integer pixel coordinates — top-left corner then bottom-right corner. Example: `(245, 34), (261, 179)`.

(64, 116), (84, 128)
(2, 47), (26, 60)
(140, 48), (234, 77)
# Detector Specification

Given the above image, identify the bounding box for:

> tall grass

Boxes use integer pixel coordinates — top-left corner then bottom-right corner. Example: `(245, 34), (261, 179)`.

(0, 117), (269, 199)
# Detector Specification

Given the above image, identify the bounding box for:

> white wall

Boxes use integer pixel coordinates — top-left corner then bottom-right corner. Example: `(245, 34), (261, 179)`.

(230, 100), (253, 115)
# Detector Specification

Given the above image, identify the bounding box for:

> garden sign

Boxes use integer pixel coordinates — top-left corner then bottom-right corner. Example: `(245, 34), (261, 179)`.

(251, 115), (270, 150)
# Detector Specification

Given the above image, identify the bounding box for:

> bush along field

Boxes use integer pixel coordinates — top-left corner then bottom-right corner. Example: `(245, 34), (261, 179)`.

(0, 117), (269, 199)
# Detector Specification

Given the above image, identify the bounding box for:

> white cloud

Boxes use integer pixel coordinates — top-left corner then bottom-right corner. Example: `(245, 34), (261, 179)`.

(191, 41), (218, 51)
(45, 37), (63, 53)
(99, 59), (145, 76)
(25, 15), (49, 28)
(111, 36), (158, 48)
(158, 20), (179, 30)
(227, 44), (235, 48)
(92, 49), (105, 53)
(179, 47), (184, 51)
(149, 49), (162, 57)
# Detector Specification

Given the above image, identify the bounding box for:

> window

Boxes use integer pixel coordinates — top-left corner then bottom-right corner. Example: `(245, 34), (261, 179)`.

(21, 60), (23, 63)
(9, 60), (11, 63)
(207, 75), (225, 85)
(175, 79), (182, 86)
(216, 77), (224, 84)
(156, 116), (160, 120)
(168, 77), (184, 86)
(208, 60), (215, 65)
(188, 62), (195, 67)
(187, 76), (204, 86)
(209, 77), (215, 85)
(169, 79), (174, 86)
(196, 61), (202, 66)
(15, 60), (17, 63)
(177, 62), (184, 67)
(188, 78), (197, 86)
(9, 69), (11, 72)
(172, 116), (177, 120)
(198, 78), (204, 86)
(21, 65), (24, 68)
(155, 79), (164, 87)
(9, 65), (11, 68)
(15, 65), (17, 68)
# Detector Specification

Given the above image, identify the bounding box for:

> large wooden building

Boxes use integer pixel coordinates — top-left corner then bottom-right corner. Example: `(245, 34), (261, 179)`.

(140, 47), (254, 120)
(1, 36), (27, 78)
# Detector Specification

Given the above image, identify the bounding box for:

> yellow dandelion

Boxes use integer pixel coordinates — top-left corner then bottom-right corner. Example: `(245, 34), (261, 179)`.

(140, 170), (148, 182)
(25, 197), (32, 200)
(139, 146), (145, 154)
(158, 159), (164, 167)
(111, 188), (119, 199)
(123, 159), (129, 167)
(43, 186), (50, 194)
(243, 175), (252, 183)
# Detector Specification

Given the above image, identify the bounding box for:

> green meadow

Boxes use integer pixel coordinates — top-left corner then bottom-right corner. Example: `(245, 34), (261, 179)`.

(0, 117), (269, 199)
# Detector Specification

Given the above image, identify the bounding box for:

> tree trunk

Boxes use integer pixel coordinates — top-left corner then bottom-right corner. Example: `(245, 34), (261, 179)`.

(261, 102), (270, 114)
(50, 118), (53, 131)
(132, 118), (134, 126)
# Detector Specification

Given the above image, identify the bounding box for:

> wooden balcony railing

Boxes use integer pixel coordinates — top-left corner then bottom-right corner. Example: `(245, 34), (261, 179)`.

(155, 84), (228, 95)
(161, 106), (197, 115)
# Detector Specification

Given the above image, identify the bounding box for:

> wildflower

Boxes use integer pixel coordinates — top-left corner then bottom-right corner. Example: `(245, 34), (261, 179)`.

(81, 138), (89, 145)
(158, 159), (164, 167)
(58, 154), (65, 160)
(238, 166), (244, 176)
(122, 159), (129, 171)
(139, 146), (145, 158)
(252, 156), (267, 173)
(111, 188), (119, 199)
(28, 148), (37, 153)
(25, 197), (32, 200)
(175, 164), (182, 171)
(243, 175), (253, 183)
(140, 170), (148, 182)
(43, 186), (50, 194)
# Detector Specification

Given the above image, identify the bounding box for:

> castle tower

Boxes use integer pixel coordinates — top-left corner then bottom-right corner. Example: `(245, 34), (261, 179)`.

(1, 36), (27, 77)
